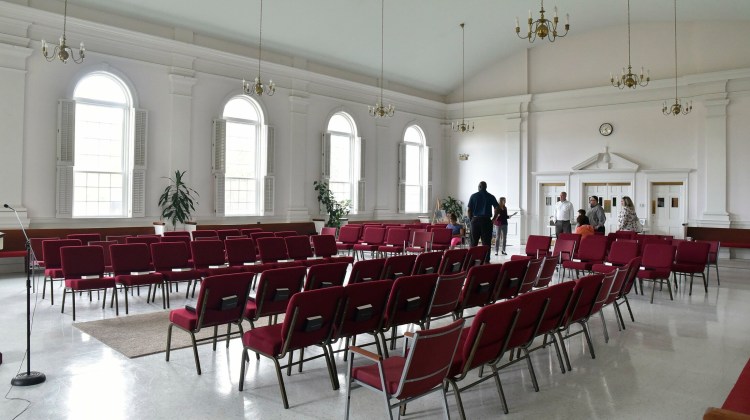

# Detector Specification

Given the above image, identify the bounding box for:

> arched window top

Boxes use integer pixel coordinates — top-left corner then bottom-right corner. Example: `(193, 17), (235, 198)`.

(327, 112), (356, 135)
(404, 125), (425, 145)
(223, 96), (262, 122)
(74, 72), (131, 106)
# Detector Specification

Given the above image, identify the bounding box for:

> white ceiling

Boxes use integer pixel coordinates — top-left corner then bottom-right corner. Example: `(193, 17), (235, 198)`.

(47, 0), (750, 97)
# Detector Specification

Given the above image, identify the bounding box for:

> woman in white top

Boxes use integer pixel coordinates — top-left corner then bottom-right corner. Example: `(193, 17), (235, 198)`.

(617, 196), (640, 231)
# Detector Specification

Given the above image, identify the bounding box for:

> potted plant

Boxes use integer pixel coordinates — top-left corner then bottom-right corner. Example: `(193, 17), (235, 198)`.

(441, 196), (464, 221)
(158, 170), (199, 231)
(314, 181), (352, 229)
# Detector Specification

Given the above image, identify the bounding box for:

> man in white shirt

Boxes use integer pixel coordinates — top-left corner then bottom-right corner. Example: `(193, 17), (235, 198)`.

(555, 191), (575, 237)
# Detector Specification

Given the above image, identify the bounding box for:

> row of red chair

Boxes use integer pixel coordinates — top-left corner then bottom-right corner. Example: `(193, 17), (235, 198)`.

(333, 225), (455, 259)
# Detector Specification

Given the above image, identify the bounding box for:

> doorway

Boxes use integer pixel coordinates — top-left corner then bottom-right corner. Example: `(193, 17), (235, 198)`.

(583, 183), (633, 233)
(650, 182), (685, 238)
(540, 183), (566, 235)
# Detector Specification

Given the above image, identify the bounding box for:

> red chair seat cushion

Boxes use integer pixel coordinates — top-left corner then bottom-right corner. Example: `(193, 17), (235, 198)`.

(65, 277), (116, 290)
(352, 355), (406, 395)
(170, 308), (199, 331)
(378, 245), (404, 254)
(353, 244), (379, 252)
(671, 263), (705, 274)
(159, 270), (200, 281)
(336, 244), (355, 251)
(115, 273), (163, 287)
(196, 267), (243, 278)
(45, 268), (64, 279)
(241, 324), (284, 356)
(590, 264), (617, 274)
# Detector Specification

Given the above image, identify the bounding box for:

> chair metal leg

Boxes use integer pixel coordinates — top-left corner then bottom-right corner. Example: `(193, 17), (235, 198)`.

(666, 278), (674, 300)
(489, 364), (509, 414)
(599, 310), (609, 343)
(521, 347), (539, 392)
(113, 287), (118, 316)
(557, 331), (572, 372)
(440, 382), (452, 420)
(582, 322), (596, 359)
(624, 295), (635, 322)
(322, 345), (339, 390)
(448, 379), (467, 420)
(226, 324), (232, 349)
(166, 323), (174, 361)
(212, 325), (219, 351)
(71, 290), (76, 321)
(715, 263), (720, 286)
(701, 272), (708, 293)
(189, 331), (201, 375)
(550, 334), (566, 374)
(286, 352), (293, 376)
(613, 305), (623, 331)
(124, 285), (130, 314)
(298, 348), (305, 373)
(344, 350), (353, 420)
(239, 349), (248, 391)
(271, 357), (290, 409)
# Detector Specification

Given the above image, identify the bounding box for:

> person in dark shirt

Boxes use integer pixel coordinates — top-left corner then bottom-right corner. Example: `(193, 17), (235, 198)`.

(493, 197), (517, 255)
(467, 181), (499, 262)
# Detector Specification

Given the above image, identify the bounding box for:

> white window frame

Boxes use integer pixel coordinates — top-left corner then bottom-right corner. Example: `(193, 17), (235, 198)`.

(322, 112), (363, 213)
(398, 124), (430, 214)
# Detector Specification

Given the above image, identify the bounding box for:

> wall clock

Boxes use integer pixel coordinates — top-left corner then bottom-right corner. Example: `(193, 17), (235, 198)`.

(599, 123), (613, 136)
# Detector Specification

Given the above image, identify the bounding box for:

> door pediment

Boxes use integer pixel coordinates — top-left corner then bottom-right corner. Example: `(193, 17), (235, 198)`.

(572, 147), (639, 172)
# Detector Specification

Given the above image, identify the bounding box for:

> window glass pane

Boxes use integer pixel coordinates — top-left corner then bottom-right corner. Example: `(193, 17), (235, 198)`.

(225, 121), (256, 178)
(404, 126), (422, 144)
(73, 171), (124, 217)
(223, 97), (259, 121)
(329, 134), (351, 182)
(405, 186), (421, 213)
(222, 96), (264, 216)
(75, 103), (125, 173)
(74, 74), (129, 105)
(405, 144), (420, 184)
(327, 114), (353, 134)
(225, 177), (258, 216)
(329, 182), (351, 203)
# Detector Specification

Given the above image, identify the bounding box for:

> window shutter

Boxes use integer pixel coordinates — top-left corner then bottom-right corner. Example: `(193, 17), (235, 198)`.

(262, 125), (275, 216)
(397, 143), (406, 213)
(56, 99), (75, 218)
(266, 126), (275, 176)
(131, 109), (148, 217)
(212, 119), (227, 216)
(264, 176), (275, 215)
(426, 146), (432, 214)
(321, 133), (331, 181)
(356, 137), (365, 212)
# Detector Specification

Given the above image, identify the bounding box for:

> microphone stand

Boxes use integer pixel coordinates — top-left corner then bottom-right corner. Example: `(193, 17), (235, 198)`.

(4, 204), (46, 386)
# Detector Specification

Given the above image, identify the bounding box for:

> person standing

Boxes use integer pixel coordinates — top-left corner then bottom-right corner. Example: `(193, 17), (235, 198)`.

(586, 195), (607, 234)
(467, 181), (499, 262)
(617, 196), (641, 232)
(493, 197), (517, 256)
(554, 191), (575, 237)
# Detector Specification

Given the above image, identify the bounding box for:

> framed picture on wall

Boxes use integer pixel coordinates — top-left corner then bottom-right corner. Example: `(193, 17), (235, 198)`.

(603, 200), (612, 213)
(657, 198), (665, 208)
(671, 197), (679, 208)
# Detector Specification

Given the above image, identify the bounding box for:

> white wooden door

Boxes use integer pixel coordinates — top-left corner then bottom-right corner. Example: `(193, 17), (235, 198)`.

(583, 183), (632, 233)
(650, 183), (685, 238)
(540, 183), (566, 235)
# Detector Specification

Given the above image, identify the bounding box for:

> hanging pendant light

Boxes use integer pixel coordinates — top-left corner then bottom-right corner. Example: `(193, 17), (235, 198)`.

(369, 0), (394, 118)
(453, 23), (474, 133)
(243, 0), (275, 96)
(515, 0), (570, 43)
(41, 0), (85, 64)
(663, 0), (691, 116)
(611, 0), (649, 89)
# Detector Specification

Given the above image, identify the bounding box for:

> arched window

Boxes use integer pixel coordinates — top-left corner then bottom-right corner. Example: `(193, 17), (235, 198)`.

(213, 96), (272, 216)
(398, 125), (430, 213)
(322, 112), (363, 213)
(57, 71), (146, 218)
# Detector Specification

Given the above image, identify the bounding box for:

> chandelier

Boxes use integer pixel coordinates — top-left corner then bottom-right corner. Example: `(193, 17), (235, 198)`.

(663, 0), (691, 116)
(453, 23), (474, 133)
(41, 0), (85, 64)
(611, 0), (649, 89)
(243, 0), (275, 97)
(369, 0), (394, 118)
(515, 0), (569, 43)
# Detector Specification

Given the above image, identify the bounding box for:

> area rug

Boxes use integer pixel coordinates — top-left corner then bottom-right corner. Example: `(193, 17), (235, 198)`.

(74, 311), (249, 359)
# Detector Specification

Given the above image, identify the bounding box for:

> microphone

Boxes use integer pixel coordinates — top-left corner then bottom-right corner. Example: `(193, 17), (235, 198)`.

(4, 203), (15, 211)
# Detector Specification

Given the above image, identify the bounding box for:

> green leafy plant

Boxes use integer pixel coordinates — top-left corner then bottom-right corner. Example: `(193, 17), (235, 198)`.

(441, 196), (464, 219)
(314, 181), (352, 228)
(158, 170), (199, 230)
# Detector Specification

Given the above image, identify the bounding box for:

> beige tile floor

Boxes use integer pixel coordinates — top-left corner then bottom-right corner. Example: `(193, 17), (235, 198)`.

(0, 249), (748, 419)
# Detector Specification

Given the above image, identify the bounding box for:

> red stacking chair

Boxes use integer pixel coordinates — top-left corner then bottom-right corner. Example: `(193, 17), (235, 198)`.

(273, 230), (298, 238)
(353, 227), (386, 260)
(256, 237), (303, 268)
(430, 228), (453, 251)
(110, 243), (166, 314)
(320, 227), (337, 236)
(345, 318), (465, 420)
(166, 272), (254, 374)
(524, 235), (552, 258)
(42, 239), (81, 305)
(493, 258), (529, 301)
(376, 228), (410, 257)
(614, 257), (641, 327)
(330, 280), (393, 362)
(88, 240), (116, 274)
(150, 242), (202, 308)
(517, 257), (544, 295)
(105, 235), (129, 244)
(67, 233), (101, 244)
(305, 261), (349, 290)
(558, 233), (582, 258)
(310, 234), (355, 264)
(30, 237), (58, 271)
(672, 241), (711, 296)
(598, 266), (631, 341)
(216, 229), (240, 240)
(637, 243), (677, 303)
(455, 263), (503, 318)
(244, 266), (305, 327)
(438, 248), (468, 274)
(425, 272), (465, 328)
(523, 282), (576, 375)
(381, 254), (417, 280)
(348, 258), (386, 284)
(126, 235), (160, 247)
(240, 228), (263, 237)
(550, 238), (576, 281)
(591, 240), (639, 274)
(284, 235), (324, 267)
(240, 287), (344, 409)
(163, 231), (190, 238)
(225, 237), (257, 268)
(463, 245), (489, 270)
(556, 273), (606, 371)
(561, 235), (608, 278)
(191, 240), (242, 277)
(60, 245), (118, 321)
(191, 230), (218, 240)
(335, 225), (361, 256)
(535, 257), (558, 289)
(160, 235), (193, 254)
(411, 251), (443, 275)
(405, 230), (433, 253)
(446, 299), (522, 418)
(700, 240), (720, 286)
(379, 273), (440, 354)
(614, 230), (637, 240)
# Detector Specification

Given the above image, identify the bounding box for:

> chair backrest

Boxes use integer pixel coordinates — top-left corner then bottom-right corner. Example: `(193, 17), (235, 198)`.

(493, 258), (529, 300)
(60, 245), (106, 278)
(535, 281), (576, 336)
(525, 235), (552, 257)
(256, 237), (290, 263)
(462, 245), (489, 271)
(604, 266), (630, 306)
(384, 273), (440, 329)
(551, 239), (576, 263)
(320, 227), (337, 236)
(591, 270), (617, 315)
(409, 231), (433, 250)
(457, 263), (503, 312)
(564, 274), (605, 326)
(150, 242), (191, 270)
(191, 240), (227, 268)
(381, 254), (417, 280)
(110, 243), (152, 274)
(284, 235), (314, 260)
(305, 261), (349, 290)
(614, 230), (638, 240)
(274, 230), (298, 238)
(216, 229), (241, 240)
(279, 286), (345, 354)
(535, 256), (558, 288)
(250, 232), (276, 244)
(360, 227), (386, 245)
(437, 248), (469, 274)
(42, 239), (82, 269)
(638, 235), (664, 255)
(517, 258), (544, 295)
(240, 228), (264, 236)
(641, 243), (676, 270)
(455, 299), (521, 375)
(348, 258), (386, 284)
(89, 241), (116, 267)
(67, 233), (102, 244)
(698, 240), (720, 264)
(105, 235), (129, 244)
(393, 318), (465, 400)
(336, 225), (361, 244)
(427, 272), (466, 319)
(411, 251), (443, 275)
(383, 228), (410, 247)
(430, 228), (453, 247)
(606, 240), (639, 266)
(160, 235), (193, 257)
(193, 273), (254, 329)
(225, 238), (256, 266)
(163, 231), (191, 238)
(558, 233), (582, 251)
(311, 234), (338, 258)
(577, 235), (608, 261)
(125, 236), (161, 246)
(505, 288), (551, 349)
(30, 237), (59, 262)
(336, 280), (393, 339)
(674, 241), (711, 266)
(192, 230), (219, 240)
(252, 266), (307, 320)
(618, 257), (642, 296)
